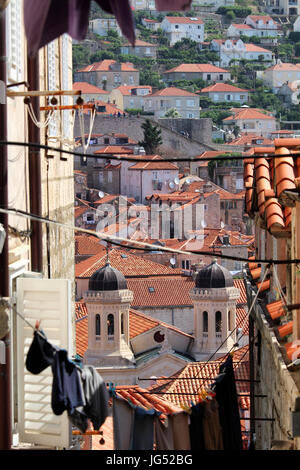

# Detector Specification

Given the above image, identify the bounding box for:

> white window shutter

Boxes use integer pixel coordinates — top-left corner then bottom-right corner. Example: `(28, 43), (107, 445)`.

(6, 0), (22, 83)
(47, 41), (58, 138)
(61, 34), (71, 141)
(16, 278), (72, 449)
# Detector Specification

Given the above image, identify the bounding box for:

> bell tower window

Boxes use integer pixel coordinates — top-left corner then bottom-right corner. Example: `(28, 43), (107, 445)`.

(203, 311), (208, 333)
(95, 314), (101, 340)
(107, 314), (114, 340)
(215, 311), (222, 337)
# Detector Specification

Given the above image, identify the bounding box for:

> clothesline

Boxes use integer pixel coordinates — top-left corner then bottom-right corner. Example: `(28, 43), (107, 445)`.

(1, 140), (300, 162)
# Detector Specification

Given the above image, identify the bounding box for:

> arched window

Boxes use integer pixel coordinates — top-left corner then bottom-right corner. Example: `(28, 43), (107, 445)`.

(95, 314), (101, 338)
(215, 311), (222, 333)
(228, 311), (232, 331)
(107, 314), (114, 337)
(203, 311), (208, 333)
(121, 313), (124, 335)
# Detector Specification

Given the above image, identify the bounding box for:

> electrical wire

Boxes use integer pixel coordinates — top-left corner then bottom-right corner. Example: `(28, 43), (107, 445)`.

(0, 140), (299, 163)
(0, 206), (299, 265)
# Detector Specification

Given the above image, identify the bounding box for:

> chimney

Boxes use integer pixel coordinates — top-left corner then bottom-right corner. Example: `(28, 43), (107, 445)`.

(203, 182), (213, 193)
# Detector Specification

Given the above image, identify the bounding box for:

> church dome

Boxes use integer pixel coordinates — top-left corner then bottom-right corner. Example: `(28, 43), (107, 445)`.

(89, 262), (127, 291)
(195, 259), (234, 289)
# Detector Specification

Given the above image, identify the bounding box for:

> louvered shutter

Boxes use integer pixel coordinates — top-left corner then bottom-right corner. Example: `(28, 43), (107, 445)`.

(16, 278), (72, 449)
(61, 34), (71, 141)
(47, 41), (58, 138)
(6, 0), (22, 83)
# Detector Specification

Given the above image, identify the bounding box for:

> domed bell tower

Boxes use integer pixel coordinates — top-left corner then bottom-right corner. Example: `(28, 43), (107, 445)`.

(83, 261), (135, 367)
(190, 260), (240, 361)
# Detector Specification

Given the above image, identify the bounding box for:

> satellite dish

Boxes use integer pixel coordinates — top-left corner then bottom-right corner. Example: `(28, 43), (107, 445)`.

(170, 257), (176, 266)
(169, 181), (175, 189)
(186, 178), (191, 185)
(201, 220), (207, 228)
(174, 177), (180, 185)
(221, 221), (225, 228)
(98, 191), (105, 199)
(195, 189), (200, 193)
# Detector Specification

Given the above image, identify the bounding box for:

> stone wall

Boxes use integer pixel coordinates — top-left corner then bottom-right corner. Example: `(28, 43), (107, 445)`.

(249, 287), (300, 450)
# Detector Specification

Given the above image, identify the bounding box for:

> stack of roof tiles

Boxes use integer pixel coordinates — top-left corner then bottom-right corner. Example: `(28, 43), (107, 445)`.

(243, 138), (300, 235)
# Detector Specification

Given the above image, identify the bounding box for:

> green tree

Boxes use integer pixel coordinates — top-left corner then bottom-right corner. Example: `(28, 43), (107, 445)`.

(139, 119), (163, 154)
(164, 108), (181, 118)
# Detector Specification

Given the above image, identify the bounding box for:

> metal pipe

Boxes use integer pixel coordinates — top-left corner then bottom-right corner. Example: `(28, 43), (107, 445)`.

(0, 6), (12, 450)
(27, 55), (43, 273)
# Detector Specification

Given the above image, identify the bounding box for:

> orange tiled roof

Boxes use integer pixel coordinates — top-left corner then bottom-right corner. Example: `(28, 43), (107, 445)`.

(75, 235), (106, 256)
(75, 248), (183, 278)
(72, 82), (108, 94)
(149, 87), (199, 97)
(123, 39), (157, 47)
(266, 62), (300, 72)
(164, 16), (203, 24)
(164, 63), (229, 74)
(77, 60), (138, 73)
(150, 349), (250, 407)
(114, 85), (152, 96)
(93, 146), (134, 155)
(128, 155), (179, 171)
(223, 108), (275, 122)
(200, 83), (248, 93)
(243, 138), (300, 234)
(230, 23), (253, 30)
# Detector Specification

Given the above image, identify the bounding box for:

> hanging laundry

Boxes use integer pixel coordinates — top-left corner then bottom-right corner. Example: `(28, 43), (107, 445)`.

(23, 0), (193, 56)
(25, 329), (56, 374)
(26, 329), (109, 433)
(155, 0), (192, 10)
(202, 399), (223, 451)
(51, 349), (85, 416)
(189, 402), (206, 450)
(171, 412), (191, 450)
(155, 412), (191, 450)
(154, 416), (174, 450)
(214, 355), (243, 451)
(80, 365), (109, 431)
(112, 395), (135, 450)
(131, 407), (157, 451)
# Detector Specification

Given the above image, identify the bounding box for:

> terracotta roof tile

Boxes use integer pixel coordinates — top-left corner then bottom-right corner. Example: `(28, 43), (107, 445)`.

(200, 83), (248, 93)
(75, 248), (182, 278)
(114, 85), (152, 96)
(164, 63), (229, 74)
(224, 108), (275, 121)
(94, 145), (133, 155)
(75, 235), (106, 256)
(164, 16), (204, 24)
(150, 350), (250, 407)
(150, 87), (199, 97)
(72, 82), (108, 94)
(278, 320), (293, 338)
(284, 341), (300, 361)
(77, 60), (138, 73)
(266, 299), (286, 320)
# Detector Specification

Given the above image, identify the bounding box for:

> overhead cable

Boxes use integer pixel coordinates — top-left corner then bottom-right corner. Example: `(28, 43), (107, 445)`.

(0, 140), (299, 163)
(0, 207), (299, 265)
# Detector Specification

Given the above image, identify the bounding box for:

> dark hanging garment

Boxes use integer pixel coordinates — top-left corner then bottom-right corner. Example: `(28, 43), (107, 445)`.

(51, 349), (85, 416)
(131, 407), (157, 451)
(189, 402), (206, 450)
(26, 330), (55, 374)
(214, 355), (243, 451)
(23, 0), (135, 56)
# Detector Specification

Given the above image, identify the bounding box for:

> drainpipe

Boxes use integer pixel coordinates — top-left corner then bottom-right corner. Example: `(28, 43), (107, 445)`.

(0, 6), (12, 451)
(27, 54), (43, 273)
